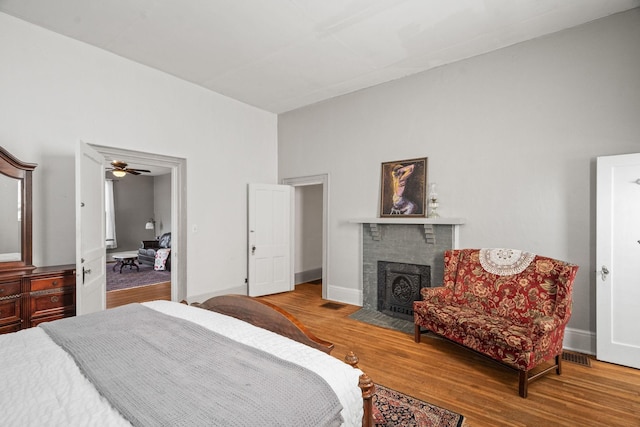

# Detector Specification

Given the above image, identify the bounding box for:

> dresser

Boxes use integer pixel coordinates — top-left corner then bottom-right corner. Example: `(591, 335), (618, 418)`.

(0, 265), (76, 333)
(0, 147), (77, 334)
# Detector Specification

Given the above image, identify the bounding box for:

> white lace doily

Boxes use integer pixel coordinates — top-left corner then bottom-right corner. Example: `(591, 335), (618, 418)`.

(479, 248), (536, 276)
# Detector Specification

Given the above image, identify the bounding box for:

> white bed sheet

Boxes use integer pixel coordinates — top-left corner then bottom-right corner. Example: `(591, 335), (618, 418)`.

(0, 300), (364, 427)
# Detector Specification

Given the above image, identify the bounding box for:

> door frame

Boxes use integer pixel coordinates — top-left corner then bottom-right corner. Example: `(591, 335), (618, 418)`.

(282, 174), (329, 300)
(91, 144), (187, 302)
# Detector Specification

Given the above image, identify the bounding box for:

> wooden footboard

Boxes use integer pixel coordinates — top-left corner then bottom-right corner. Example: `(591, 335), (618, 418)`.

(193, 294), (334, 353)
(192, 294), (375, 427)
(345, 351), (375, 427)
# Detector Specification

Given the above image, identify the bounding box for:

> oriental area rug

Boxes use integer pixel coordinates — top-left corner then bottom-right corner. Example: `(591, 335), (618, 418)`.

(106, 262), (170, 291)
(373, 384), (464, 427)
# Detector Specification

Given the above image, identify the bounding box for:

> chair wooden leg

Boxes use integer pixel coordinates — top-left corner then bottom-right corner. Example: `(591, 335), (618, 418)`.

(556, 353), (562, 375)
(519, 370), (528, 398)
(414, 324), (422, 343)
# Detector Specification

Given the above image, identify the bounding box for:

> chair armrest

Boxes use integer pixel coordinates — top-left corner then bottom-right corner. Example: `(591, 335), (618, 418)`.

(140, 240), (160, 249)
(420, 286), (453, 303)
(532, 315), (566, 336)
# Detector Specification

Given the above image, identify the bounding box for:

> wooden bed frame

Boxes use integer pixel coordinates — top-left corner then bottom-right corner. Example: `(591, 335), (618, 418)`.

(190, 294), (375, 427)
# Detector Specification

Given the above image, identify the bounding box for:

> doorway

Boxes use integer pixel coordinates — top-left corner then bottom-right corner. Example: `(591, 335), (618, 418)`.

(282, 174), (329, 299)
(92, 144), (187, 303)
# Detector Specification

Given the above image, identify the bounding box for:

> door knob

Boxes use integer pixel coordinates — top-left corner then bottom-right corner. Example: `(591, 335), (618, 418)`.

(251, 245), (256, 255)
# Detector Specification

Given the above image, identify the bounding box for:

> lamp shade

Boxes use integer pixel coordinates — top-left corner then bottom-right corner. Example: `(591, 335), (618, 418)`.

(112, 170), (126, 178)
(145, 221), (154, 230)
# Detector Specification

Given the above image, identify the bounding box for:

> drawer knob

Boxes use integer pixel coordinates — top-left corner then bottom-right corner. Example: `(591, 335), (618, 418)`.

(50, 296), (59, 303)
(52, 280), (59, 286)
(0, 288), (4, 294)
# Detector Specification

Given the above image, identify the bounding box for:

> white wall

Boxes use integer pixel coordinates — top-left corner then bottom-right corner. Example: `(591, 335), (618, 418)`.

(278, 9), (640, 343)
(154, 174), (172, 237)
(294, 185), (323, 280)
(0, 13), (278, 299)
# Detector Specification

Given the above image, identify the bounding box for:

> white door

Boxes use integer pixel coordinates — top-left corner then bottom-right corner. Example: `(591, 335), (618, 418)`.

(596, 153), (640, 369)
(248, 184), (293, 297)
(75, 141), (106, 315)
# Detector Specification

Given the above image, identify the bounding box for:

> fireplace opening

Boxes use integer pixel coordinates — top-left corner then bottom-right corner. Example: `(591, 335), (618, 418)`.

(377, 261), (430, 321)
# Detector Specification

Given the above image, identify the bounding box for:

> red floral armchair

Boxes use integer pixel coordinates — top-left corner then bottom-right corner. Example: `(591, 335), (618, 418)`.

(413, 249), (578, 397)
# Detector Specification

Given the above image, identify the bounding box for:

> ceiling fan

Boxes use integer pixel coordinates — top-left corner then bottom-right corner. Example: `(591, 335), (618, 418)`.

(108, 160), (151, 177)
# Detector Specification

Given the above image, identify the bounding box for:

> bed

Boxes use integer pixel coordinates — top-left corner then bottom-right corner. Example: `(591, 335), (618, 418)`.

(0, 295), (374, 427)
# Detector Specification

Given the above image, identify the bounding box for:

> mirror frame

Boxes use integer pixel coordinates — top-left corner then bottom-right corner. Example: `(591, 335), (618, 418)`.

(0, 146), (37, 275)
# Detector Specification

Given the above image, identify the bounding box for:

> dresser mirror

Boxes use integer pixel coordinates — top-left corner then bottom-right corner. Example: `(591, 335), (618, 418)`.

(0, 146), (36, 274)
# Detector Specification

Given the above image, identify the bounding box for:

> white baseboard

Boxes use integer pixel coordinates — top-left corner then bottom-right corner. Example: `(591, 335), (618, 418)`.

(563, 327), (596, 355)
(295, 268), (322, 284)
(326, 284), (362, 306)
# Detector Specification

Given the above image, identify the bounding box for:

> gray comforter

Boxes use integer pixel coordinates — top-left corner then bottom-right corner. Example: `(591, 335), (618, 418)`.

(41, 304), (343, 427)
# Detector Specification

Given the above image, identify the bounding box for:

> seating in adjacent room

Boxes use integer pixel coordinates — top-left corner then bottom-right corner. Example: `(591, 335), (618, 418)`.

(138, 232), (171, 271)
(413, 248), (578, 397)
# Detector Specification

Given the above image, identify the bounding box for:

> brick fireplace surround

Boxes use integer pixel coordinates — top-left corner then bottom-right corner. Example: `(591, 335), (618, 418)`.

(351, 218), (464, 315)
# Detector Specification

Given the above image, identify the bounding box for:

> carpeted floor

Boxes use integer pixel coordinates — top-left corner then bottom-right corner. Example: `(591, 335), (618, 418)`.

(106, 262), (170, 291)
(374, 384), (464, 427)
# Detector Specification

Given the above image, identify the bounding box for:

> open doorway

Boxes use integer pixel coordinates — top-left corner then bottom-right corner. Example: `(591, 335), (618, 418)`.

(104, 168), (171, 307)
(92, 144), (187, 305)
(282, 174), (329, 299)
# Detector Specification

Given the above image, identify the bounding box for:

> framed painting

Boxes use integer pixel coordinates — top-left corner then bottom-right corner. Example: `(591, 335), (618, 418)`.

(379, 157), (427, 217)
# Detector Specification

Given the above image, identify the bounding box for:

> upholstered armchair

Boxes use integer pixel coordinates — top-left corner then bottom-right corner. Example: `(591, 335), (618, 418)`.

(138, 232), (171, 271)
(413, 248), (578, 397)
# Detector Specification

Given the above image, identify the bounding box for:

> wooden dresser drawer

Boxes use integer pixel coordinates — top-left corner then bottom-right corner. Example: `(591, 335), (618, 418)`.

(30, 290), (75, 318)
(30, 275), (75, 292)
(0, 280), (21, 298)
(0, 297), (22, 325)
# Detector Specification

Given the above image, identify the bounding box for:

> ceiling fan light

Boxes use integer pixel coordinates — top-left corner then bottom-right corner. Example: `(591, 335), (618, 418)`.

(112, 169), (126, 178)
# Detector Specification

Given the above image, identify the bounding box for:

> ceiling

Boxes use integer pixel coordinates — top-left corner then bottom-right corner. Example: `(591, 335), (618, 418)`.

(1, 0), (638, 114)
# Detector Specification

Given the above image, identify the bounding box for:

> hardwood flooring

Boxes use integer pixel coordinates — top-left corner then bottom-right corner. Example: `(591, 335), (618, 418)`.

(260, 283), (640, 427)
(106, 281), (171, 309)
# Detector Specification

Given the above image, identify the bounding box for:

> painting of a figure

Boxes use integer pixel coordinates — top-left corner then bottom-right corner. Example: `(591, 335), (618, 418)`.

(380, 157), (427, 217)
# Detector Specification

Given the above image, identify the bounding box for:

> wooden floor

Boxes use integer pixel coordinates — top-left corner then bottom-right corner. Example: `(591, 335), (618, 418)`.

(106, 281), (171, 308)
(260, 283), (640, 427)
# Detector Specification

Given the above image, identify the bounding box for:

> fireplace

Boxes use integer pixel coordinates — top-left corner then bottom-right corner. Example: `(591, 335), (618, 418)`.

(378, 261), (430, 321)
(354, 219), (463, 316)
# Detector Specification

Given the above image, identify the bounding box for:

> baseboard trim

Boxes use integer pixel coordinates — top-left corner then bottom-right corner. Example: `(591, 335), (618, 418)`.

(295, 268), (322, 285)
(326, 284), (362, 306)
(563, 327), (596, 355)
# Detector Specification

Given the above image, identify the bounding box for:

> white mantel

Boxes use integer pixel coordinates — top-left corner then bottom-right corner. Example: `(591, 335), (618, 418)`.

(349, 217), (465, 225)
(350, 217), (464, 244)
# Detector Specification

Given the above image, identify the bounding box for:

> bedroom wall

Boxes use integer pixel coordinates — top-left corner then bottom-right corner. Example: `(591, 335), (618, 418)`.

(294, 184), (323, 283)
(107, 175), (156, 254)
(278, 9), (640, 353)
(0, 12), (278, 299)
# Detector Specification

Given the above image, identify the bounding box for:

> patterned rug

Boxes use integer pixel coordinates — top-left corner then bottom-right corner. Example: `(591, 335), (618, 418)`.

(373, 384), (464, 427)
(106, 262), (170, 291)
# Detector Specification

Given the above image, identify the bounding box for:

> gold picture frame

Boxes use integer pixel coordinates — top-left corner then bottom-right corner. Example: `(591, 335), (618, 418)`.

(379, 157), (427, 217)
